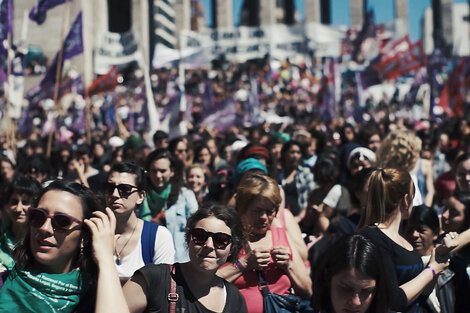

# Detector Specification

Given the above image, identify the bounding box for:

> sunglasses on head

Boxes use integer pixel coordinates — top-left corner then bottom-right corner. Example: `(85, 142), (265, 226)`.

(103, 182), (139, 198)
(190, 228), (232, 249)
(28, 207), (82, 232)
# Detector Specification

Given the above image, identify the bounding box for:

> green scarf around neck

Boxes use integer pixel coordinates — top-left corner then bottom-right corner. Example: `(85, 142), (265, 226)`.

(0, 221), (17, 270)
(141, 184), (171, 221)
(0, 267), (89, 313)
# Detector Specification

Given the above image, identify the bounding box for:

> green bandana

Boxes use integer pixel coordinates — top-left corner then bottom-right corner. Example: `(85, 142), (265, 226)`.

(0, 222), (16, 270)
(0, 267), (89, 313)
(141, 184), (171, 221)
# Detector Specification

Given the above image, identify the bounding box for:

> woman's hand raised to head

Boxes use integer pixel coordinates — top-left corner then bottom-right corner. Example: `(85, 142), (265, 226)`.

(84, 207), (117, 266)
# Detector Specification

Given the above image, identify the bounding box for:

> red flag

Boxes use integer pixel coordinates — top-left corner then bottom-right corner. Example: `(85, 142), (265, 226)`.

(374, 39), (426, 80)
(439, 58), (466, 117)
(86, 66), (118, 97)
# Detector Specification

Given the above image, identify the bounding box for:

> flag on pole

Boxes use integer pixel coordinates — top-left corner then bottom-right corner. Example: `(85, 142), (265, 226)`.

(0, 0), (13, 82)
(352, 10), (376, 62)
(86, 66), (118, 96)
(29, 0), (67, 25)
(26, 11), (83, 104)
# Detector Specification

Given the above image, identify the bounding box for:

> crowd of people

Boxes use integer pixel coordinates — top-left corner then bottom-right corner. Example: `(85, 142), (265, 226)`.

(0, 58), (469, 313)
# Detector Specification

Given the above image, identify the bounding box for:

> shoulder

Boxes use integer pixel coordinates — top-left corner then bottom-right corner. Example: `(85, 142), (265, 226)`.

(136, 263), (171, 285)
(223, 280), (248, 312)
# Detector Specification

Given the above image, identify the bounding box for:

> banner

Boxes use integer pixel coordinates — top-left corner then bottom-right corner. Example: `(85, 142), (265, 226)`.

(94, 30), (139, 75)
(176, 23), (346, 67)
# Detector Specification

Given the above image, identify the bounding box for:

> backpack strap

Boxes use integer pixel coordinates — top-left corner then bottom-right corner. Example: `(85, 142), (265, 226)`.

(141, 221), (159, 265)
(168, 265), (178, 313)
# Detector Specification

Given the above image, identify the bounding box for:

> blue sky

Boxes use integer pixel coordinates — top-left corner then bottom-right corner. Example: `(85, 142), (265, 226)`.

(198, 0), (469, 42)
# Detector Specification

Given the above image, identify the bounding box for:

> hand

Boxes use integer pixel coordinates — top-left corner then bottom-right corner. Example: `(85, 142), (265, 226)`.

(442, 232), (459, 250)
(244, 248), (271, 270)
(429, 247), (449, 275)
(84, 207), (117, 265)
(271, 245), (291, 271)
(71, 159), (85, 174)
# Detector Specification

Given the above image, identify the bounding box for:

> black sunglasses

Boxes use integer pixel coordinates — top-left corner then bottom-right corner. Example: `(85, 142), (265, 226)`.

(103, 182), (139, 198)
(190, 228), (232, 249)
(28, 207), (82, 232)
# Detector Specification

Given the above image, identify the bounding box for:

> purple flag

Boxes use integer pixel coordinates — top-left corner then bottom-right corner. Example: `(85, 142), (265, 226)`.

(0, 0), (13, 80)
(200, 97), (237, 132)
(26, 11), (83, 104)
(0, 0), (13, 44)
(352, 10), (375, 62)
(29, 0), (67, 25)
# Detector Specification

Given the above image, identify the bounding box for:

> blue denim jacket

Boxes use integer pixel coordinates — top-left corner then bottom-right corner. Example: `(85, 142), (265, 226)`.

(165, 187), (198, 263)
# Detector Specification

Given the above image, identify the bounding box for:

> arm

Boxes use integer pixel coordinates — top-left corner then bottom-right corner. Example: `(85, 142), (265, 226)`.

(217, 248), (271, 283)
(423, 160), (435, 207)
(85, 208), (129, 313)
(281, 208), (308, 262)
(122, 273), (149, 313)
(271, 245), (312, 299)
(400, 248), (448, 305)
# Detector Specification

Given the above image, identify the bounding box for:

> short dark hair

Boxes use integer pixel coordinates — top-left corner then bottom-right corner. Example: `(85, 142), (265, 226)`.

(108, 162), (147, 190)
(409, 205), (440, 235)
(280, 140), (304, 167)
(185, 203), (243, 263)
(5, 175), (42, 203)
(14, 179), (104, 280)
(312, 234), (390, 313)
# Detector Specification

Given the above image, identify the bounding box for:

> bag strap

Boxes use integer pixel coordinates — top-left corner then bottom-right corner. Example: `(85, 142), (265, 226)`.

(256, 270), (271, 298)
(141, 221), (159, 264)
(168, 264), (178, 313)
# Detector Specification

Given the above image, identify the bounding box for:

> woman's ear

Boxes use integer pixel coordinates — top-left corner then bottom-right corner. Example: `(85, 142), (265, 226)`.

(136, 190), (146, 205)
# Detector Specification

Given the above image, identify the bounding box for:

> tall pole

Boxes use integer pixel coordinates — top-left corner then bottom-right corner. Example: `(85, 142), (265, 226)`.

(46, 0), (71, 158)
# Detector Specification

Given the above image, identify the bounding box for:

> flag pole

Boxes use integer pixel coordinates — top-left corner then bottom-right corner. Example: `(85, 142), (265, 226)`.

(46, 0), (71, 158)
(5, 36), (14, 158)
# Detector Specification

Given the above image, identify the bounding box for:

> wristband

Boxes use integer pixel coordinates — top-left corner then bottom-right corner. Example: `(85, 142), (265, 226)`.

(426, 265), (436, 278)
(235, 260), (244, 272)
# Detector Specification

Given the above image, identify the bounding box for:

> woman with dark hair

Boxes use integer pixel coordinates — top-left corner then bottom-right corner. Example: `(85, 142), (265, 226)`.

(454, 153), (470, 192)
(403, 205), (465, 313)
(278, 140), (316, 217)
(358, 168), (449, 313)
(103, 162), (174, 283)
(311, 234), (390, 313)
(90, 203), (248, 313)
(194, 145), (214, 172)
(0, 176), (42, 270)
(142, 149), (198, 262)
(168, 137), (188, 166)
(0, 180), (104, 312)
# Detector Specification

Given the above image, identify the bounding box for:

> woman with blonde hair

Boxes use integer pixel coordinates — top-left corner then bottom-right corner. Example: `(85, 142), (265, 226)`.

(376, 129), (435, 206)
(358, 168), (448, 313)
(218, 173), (312, 313)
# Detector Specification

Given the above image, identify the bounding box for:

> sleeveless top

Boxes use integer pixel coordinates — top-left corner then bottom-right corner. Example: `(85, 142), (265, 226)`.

(233, 226), (293, 313)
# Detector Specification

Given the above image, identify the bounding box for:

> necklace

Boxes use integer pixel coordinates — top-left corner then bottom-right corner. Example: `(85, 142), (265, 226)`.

(115, 218), (139, 265)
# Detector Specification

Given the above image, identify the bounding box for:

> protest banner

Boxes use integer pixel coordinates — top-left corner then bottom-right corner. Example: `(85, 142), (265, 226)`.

(94, 30), (139, 75)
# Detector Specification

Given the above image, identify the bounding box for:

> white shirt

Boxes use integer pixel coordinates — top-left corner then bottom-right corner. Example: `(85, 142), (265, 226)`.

(115, 225), (175, 279)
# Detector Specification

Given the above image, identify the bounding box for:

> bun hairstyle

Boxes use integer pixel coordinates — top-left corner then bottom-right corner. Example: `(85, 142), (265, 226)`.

(358, 168), (414, 229)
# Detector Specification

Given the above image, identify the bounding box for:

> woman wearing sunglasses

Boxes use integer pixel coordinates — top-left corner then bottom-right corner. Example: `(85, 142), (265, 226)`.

(0, 175), (41, 271)
(218, 173), (312, 313)
(89, 203), (248, 313)
(103, 162), (174, 283)
(0, 179), (103, 313)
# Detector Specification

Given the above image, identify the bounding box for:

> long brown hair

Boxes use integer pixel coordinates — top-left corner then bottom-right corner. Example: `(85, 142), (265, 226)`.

(358, 168), (413, 229)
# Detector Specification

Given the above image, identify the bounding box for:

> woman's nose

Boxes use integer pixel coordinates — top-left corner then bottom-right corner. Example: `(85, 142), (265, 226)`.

(39, 217), (54, 234)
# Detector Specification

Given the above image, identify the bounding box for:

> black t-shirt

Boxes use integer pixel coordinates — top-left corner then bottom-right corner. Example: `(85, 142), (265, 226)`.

(137, 263), (248, 313)
(360, 226), (424, 313)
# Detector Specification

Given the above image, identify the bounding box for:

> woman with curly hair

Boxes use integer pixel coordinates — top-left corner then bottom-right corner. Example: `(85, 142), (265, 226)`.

(376, 129), (434, 206)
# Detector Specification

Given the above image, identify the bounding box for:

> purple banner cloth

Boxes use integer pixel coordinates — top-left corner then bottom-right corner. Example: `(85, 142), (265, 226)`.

(29, 0), (66, 25)
(26, 11), (83, 104)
